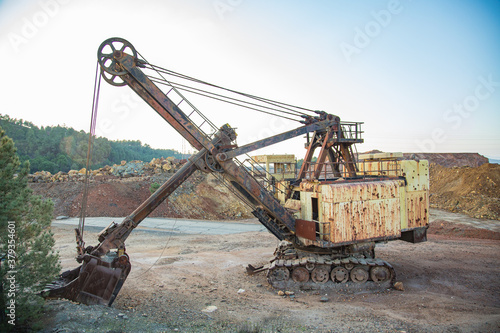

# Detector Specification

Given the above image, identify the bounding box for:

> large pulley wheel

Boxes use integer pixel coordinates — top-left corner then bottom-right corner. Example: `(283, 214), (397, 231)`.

(97, 37), (137, 86)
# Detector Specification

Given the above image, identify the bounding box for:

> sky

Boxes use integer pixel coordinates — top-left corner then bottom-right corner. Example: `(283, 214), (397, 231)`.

(0, 0), (499, 160)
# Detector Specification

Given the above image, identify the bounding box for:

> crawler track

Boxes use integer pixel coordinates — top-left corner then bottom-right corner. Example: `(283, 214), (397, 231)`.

(266, 253), (396, 291)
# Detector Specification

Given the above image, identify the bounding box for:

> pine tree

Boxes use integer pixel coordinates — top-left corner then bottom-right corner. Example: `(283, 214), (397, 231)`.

(0, 127), (61, 330)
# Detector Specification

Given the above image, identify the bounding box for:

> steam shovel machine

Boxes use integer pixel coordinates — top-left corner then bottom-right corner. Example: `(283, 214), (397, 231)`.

(44, 37), (429, 306)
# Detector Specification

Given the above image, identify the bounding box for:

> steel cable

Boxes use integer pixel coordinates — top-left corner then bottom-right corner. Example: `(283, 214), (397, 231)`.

(143, 63), (316, 119)
(78, 61), (102, 238)
(137, 51), (219, 135)
(146, 64), (315, 114)
(147, 76), (301, 123)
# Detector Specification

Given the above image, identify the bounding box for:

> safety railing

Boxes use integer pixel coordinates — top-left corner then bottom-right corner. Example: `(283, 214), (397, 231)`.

(239, 157), (279, 195)
(301, 158), (402, 180)
(336, 122), (364, 143)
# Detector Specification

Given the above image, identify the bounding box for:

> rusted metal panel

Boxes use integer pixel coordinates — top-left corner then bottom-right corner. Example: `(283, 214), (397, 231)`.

(318, 221), (330, 242)
(319, 180), (402, 243)
(401, 160), (429, 192)
(358, 152), (403, 160)
(358, 159), (429, 230)
(119, 55), (213, 152)
(284, 198), (301, 212)
(299, 180), (319, 192)
(406, 190), (429, 228)
(321, 179), (403, 203)
(252, 154), (296, 164)
(399, 184), (408, 229)
(357, 159), (401, 177)
(300, 191), (312, 220)
(295, 219), (317, 241)
(401, 160), (429, 229)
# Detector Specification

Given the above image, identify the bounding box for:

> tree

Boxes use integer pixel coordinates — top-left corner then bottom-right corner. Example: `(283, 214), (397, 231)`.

(0, 127), (60, 330)
(0, 114), (185, 173)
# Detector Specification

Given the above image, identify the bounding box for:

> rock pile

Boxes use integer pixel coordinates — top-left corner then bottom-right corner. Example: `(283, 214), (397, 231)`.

(403, 152), (488, 168)
(361, 150), (489, 168)
(28, 157), (187, 183)
(430, 163), (500, 220)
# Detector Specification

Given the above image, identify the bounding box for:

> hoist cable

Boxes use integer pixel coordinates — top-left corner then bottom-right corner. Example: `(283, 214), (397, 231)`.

(147, 76), (301, 123)
(79, 61), (102, 238)
(137, 51), (219, 134)
(146, 64), (314, 116)
(145, 63), (316, 117)
(146, 63), (314, 114)
(146, 75), (306, 120)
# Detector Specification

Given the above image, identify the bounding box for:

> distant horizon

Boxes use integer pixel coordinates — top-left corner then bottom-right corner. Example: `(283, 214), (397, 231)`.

(2, 112), (498, 162)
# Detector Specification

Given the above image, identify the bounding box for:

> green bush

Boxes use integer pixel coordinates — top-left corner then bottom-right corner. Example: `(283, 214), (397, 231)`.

(0, 127), (61, 330)
(149, 182), (161, 194)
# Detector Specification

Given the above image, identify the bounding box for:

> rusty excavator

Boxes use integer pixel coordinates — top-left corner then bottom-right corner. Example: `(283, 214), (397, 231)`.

(44, 37), (429, 306)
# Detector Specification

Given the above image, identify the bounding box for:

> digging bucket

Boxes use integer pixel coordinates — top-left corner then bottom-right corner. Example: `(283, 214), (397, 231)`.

(42, 253), (131, 306)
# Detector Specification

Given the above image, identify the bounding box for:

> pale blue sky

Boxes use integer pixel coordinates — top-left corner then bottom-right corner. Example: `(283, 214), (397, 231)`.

(0, 0), (499, 159)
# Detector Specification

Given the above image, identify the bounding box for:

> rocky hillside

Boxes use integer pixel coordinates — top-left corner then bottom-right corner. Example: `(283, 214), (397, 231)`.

(403, 153), (488, 168)
(429, 163), (500, 220)
(361, 150), (489, 168)
(29, 158), (252, 220)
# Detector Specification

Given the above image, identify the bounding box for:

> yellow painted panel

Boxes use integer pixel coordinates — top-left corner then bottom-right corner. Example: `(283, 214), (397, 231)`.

(357, 159), (401, 177)
(251, 154), (295, 163)
(321, 180), (402, 203)
(406, 190), (429, 229)
(300, 191), (319, 220)
(401, 160), (429, 192)
(358, 152), (403, 160)
(400, 184), (408, 229)
(319, 180), (402, 243)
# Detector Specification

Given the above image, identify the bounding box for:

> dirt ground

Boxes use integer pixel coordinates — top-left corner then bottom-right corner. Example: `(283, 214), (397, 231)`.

(39, 212), (500, 333)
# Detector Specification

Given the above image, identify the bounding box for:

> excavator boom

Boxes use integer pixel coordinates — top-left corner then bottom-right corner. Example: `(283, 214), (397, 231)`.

(43, 37), (351, 305)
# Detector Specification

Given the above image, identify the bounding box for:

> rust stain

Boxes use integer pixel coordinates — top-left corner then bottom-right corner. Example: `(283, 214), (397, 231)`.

(406, 191), (429, 229)
(320, 180), (402, 243)
(296, 219), (317, 241)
